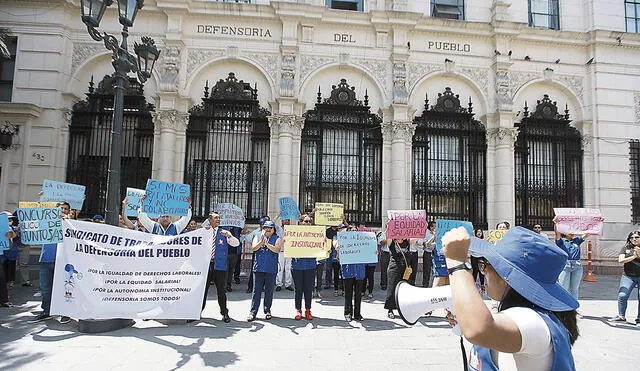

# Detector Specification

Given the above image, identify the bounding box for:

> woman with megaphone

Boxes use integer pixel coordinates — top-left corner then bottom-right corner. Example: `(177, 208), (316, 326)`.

(442, 226), (579, 371)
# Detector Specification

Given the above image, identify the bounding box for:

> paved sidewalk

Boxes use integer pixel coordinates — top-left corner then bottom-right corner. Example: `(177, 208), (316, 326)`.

(1, 274), (639, 370)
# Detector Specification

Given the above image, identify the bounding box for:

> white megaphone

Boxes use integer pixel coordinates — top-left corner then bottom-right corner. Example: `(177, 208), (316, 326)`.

(395, 282), (453, 326)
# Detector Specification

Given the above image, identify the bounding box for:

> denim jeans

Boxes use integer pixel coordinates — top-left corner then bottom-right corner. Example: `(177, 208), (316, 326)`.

(617, 275), (640, 321)
(40, 262), (56, 315)
(558, 260), (583, 300)
(250, 272), (276, 315)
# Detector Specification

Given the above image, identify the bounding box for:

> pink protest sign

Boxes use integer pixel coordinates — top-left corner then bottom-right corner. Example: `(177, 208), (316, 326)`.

(386, 210), (427, 239)
(553, 208), (604, 236)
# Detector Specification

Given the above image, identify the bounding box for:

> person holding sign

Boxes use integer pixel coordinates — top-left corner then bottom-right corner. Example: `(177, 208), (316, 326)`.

(248, 221), (282, 322)
(553, 218), (588, 301)
(1, 214), (15, 308)
(137, 195), (192, 236)
(384, 237), (411, 319)
(336, 227), (366, 322)
(291, 215), (318, 321)
(201, 212), (240, 323)
(443, 226), (579, 371)
(610, 230), (640, 325)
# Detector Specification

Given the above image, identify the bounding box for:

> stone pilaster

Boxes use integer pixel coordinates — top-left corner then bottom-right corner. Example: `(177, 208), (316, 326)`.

(152, 109), (189, 182)
(486, 125), (518, 226)
(268, 114), (304, 217)
(384, 120), (415, 211)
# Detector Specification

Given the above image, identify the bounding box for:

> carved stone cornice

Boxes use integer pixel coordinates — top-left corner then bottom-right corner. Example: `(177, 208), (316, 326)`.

(487, 127), (519, 148)
(299, 55), (334, 84)
(244, 52), (279, 85)
(152, 110), (189, 132)
(186, 49), (224, 75)
(352, 58), (389, 92)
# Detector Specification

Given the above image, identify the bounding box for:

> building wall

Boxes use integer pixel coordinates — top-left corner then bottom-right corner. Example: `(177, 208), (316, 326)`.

(0, 0), (639, 269)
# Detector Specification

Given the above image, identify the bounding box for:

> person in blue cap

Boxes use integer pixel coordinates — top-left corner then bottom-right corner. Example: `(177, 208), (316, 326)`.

(443, 226), (579, 371)
(247, 220), (282, 321)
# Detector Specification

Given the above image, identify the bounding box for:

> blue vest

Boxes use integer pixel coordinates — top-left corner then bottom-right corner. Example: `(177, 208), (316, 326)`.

(212, 229), (229, 271)
(253, 233), (279, 274)
(152, 223), (178, 236)
(468, 309), (575, 371)
(341, 263), (365, 280)
(291, 257), (316, 271)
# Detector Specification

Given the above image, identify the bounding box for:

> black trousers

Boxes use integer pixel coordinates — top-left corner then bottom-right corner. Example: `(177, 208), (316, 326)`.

(227, 253), (238, 288)
(332, 262), (343, 291)
(202, 269), (228, 315)
(379, 251), (390, 289)
(384, 258), (407, 311)
(422, 252), (433, 287)
(233, 252), (242, 280)
(315, 262), (325, 291)
(0, 261), (8, 304)
(343, 278), (363, 317)
(292, 269), (315, 310)
(247, 252), (255, 291)
(363, 265), (376, 294)
(407, 251), (419, 285)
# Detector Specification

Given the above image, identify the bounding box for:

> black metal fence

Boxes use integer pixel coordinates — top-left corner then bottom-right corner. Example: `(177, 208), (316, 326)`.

(630, 140), (640, 224)
(184, 73), (270, 223)
(412, 87), (487, 228)
(300, 79), (383, 225)
(515, 95), (583, 229)
(67, 75), (154, 217)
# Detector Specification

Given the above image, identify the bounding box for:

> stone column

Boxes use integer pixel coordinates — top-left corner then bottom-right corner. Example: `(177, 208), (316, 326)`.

(152, 110), (189, 182)
(387, 120), (415, 211)
(487, 125), (518, 227)
(268, 114), (304, 216)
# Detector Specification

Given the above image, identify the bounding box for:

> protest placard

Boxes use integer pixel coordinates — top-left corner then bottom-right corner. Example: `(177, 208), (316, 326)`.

(50, 220), (212, 320)
(40, 179), (86, 210)
(314, 203), (344, 226)
(17, 207), (63, 245)
(142, 179), (190, 216)
(386, 210), (427, 239)
(435, 219), (473, 253)
(216, 203), (245, 228)
(19, 201), (58, 208)
(357, 227), (373, 232)
(278, 197), (300, 221)
(553, 208), (605, 236)
(0, 214), (10, 251)
(125, 187), (152, 217)
(336, 231), (377, 264)
(283, 225), (327, 258)
(486, 230), (507, 244)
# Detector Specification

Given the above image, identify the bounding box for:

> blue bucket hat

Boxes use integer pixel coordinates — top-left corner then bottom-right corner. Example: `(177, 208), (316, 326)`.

(469, 226), (579, 312)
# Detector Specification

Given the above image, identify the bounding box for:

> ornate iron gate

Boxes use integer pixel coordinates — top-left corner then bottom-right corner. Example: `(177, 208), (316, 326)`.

(412, 87), (487, 228)
(515, 95), (583, 229)
(184, 73), (270, 222)
(300, 79), (383, 225)
(67, 75), (154, 217)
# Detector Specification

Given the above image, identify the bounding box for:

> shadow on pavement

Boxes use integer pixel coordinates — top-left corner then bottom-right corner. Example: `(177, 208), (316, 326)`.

(580, 314), (640, 331)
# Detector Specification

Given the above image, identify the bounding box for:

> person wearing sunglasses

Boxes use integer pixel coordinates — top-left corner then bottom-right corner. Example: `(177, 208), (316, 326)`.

(610, 231), (640, 325)
(443, 226), (579, 370)
(290, 215), (317, 320)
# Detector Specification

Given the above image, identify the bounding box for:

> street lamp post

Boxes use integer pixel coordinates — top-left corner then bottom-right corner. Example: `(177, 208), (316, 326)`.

(80, 0), (159, 227)
(77, 0), (159, 333)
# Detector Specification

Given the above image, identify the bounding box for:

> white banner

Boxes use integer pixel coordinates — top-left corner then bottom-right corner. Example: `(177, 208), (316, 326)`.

(50, 220), (213, 320)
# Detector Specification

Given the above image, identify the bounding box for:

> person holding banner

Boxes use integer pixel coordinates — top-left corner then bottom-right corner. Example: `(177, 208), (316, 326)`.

(443, 226), (579, 371)
(137, 196), (192, 236)
(609, 230), (640, 325)
(553, 219), (588, 301)
(291, 216), (317, 321)
(248, 220), (282, 321)
(384, 238), (411, 319)
(201, 212), (240, 323)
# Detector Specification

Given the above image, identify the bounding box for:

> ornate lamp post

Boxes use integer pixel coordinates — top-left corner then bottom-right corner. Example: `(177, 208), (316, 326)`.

(77, 0), (159, 333)
(80, 0), (159, 226)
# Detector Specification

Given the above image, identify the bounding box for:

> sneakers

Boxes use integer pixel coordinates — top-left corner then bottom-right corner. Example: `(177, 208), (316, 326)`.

(387, 310), (395, 319)
(305, 310), (313, 321)
(275, 286), (282, 292)
(22, 281), (33, 287)
(30, 313), (52, 322)
(222, 313), (231, 323)
(0, 302), (13, 308)
(366, 293), (373, 300)
(265, 312), (272, 320)
(295, 310), (303, 321)
(353, 315), (363, 321)
(609, 315), (627, 323)
(247, 313), (256, 322)
(285, 286), (294, 291)
(344, 314), (352, 322)
(334, 290), (339, 297)
(59, 316), (71, 324)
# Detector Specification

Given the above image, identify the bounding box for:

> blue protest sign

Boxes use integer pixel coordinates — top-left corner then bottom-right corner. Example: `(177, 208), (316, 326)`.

(0, 214), (11, 251)
(16, 208), (63, 245)
(40, 179), (86, 210)
(435, 219), (473, 253)
(278, 197), (300, 221)
(142, 179), (190, 216)
(125, 187), (158, 218)
(216, 203), (245, 228)
(336, 231), (378, 264)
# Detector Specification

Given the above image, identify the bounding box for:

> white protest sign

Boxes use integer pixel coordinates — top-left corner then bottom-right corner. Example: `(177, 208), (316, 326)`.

(554, 208), (604, 236)
(50, 220), (212, 320)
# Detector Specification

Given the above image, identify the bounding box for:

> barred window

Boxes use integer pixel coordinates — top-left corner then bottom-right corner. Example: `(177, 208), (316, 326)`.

(631, 140), (640, 223)
(431, 0), (465, 20)
(626, 1), (640, 33)
(327, 0), (363, 12)
(0, 36), (17, 102)
(529, 0), (560, 30)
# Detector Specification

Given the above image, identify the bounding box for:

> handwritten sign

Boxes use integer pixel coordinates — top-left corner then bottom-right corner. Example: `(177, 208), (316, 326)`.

(142, 179), (190, 216)
(436, 219), (473, 253)
(40, 179), (85, 210)
(554, 208), (604, 236)
(278, 197), (300, 221)
(336, 231), (377, 264)
(0, 214), (10, 251)
(19, 202), (58, 208)
(386, 210), (427, 239)
(357, 227), (373, 232)
(283, 225), (327, 258)
(125, 187), (158, 218)
(17, 207), (63, 245)
(216, 203), (245, 228)
(314, 203), (344, 226)
(486, 230), (507, 244)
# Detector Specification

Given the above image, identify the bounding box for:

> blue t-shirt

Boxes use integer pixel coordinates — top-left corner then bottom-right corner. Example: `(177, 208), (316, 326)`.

(556, 237), (584, 261)
(341, 263), (365, 280)
(212, 229), (230, 271)
(253, 233), (279, 274)
(40, 243), (59, 263)
(291, 257), (316, 270)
